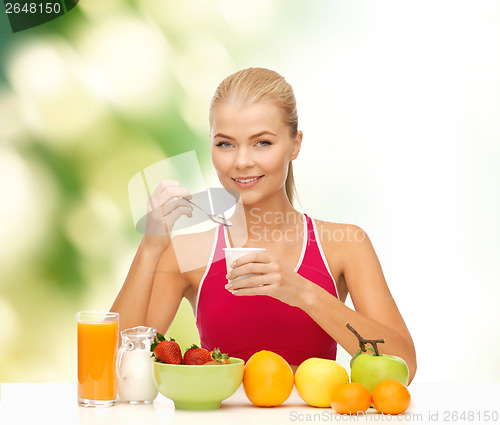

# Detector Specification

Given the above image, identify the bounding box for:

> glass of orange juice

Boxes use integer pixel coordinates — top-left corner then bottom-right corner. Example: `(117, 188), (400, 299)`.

(77, 311), (119, 407)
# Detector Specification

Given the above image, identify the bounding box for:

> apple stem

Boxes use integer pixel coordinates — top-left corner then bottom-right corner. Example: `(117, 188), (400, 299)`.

(346, 323), (385, 356)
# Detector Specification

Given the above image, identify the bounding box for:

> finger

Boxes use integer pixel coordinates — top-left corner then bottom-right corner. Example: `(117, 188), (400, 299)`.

(144, 204), (192, 235)
(165, 205), (193, 227)
(152, 187), (192, 209)
(161, 198), (193, 216)
(148, 180), (191, 208)
(148, 189), (186, 212)
(151, 180), (180, 197)
(232, 252), (271, 268)
(168, 205), (193, 218)
(227, 262), (270, 280)
(149, 180), (181, 207)
(228, 279), (273, 296)
(226, 274), (272, 291)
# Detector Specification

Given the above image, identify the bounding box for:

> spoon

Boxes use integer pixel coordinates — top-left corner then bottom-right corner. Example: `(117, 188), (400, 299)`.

(184, 197), (233, 227)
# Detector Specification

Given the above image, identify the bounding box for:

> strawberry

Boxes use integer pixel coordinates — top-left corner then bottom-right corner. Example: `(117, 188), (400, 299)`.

(151, 333), (182, 364)
(203, 360), (224, 365)
(209, 347), (230, 364)
(183, 344), (212, 365)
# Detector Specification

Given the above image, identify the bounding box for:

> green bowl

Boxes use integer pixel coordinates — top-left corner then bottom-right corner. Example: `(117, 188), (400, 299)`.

(152, 357), (244, 410)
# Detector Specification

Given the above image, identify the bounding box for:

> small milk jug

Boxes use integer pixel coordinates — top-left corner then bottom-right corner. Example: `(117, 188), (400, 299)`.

(116, 326), (159, 404)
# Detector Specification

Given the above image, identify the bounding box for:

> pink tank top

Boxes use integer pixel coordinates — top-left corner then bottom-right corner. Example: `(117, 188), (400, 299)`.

(195, 213), (339, 365)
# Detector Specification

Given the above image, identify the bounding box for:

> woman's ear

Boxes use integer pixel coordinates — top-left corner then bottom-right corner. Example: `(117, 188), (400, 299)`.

(290, 130), (303, 161)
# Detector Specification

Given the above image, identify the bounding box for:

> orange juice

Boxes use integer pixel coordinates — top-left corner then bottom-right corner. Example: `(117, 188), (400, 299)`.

(77, 312), (119, 406)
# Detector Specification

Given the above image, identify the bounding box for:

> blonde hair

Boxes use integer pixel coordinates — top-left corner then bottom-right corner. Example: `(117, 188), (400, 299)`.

(209, 67), (299, 205)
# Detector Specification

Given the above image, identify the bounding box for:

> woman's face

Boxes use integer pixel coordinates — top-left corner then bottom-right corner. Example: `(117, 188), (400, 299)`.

(210, 102), (302, 206)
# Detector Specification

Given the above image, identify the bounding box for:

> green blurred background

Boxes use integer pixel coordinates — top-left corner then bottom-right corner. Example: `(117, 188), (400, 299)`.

(0, 0), (329, 382)
(1, 0), (499, 384)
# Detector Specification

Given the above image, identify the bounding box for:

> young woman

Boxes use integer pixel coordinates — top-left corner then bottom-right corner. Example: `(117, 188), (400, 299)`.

(111, 68), (417, 381)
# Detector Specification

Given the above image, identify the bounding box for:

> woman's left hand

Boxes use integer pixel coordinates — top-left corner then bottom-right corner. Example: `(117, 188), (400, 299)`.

(224, 251), (310, 307)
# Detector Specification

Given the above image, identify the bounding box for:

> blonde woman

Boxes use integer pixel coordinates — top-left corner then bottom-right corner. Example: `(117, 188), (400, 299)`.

(112, 68), (417, 380)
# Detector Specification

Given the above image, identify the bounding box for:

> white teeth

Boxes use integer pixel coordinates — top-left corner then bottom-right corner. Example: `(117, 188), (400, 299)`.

(235, 177), (260, 183)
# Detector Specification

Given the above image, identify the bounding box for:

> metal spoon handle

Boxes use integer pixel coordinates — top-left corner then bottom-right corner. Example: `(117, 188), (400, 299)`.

(184, 198), (205, 213)
(183, 198), (232, 226)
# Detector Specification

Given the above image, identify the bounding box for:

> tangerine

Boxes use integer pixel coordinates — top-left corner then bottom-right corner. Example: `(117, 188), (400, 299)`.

(330, 382), (371, 414)
(242, 350), (294, 407)
(371, 379), (411, 415)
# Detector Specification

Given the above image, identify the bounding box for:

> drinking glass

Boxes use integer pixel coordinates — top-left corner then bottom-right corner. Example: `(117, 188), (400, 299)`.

(77, 311), (119, 407)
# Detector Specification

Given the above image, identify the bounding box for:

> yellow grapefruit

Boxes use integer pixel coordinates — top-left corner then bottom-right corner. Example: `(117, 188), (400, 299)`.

(295, 357), (349, 407)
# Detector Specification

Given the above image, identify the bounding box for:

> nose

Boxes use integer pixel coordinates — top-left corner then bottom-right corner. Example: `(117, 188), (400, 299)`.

(233, 146), (255, 169)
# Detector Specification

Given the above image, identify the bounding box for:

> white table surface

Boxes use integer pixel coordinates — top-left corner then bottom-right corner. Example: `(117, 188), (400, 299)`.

(1, 382), (499, 425)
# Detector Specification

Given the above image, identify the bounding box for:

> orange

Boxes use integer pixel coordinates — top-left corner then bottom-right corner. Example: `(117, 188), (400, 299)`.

(294, 358), (349, 407)
(330, 382), (371, 414)
(371, 379), (411, 415)
(242, 350), (294, 407)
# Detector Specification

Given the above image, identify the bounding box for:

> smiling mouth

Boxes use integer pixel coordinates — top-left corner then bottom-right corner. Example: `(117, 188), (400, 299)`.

(230, 175), (264, 188)
(231, 176), (263, 183)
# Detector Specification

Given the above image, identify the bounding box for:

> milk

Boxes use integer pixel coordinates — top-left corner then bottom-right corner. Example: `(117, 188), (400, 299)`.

(117, 350), (158, 403)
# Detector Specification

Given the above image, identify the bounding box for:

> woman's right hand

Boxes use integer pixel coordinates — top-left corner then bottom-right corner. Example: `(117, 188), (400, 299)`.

(142, 180), (193, 253)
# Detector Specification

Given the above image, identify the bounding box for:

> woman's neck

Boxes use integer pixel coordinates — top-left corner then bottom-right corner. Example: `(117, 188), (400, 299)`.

(228, 190), (302, 246)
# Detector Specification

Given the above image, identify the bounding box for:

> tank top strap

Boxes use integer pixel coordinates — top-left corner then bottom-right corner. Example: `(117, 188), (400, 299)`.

(300, 213), (339, 298)
(302, 213), (319, 251)
(212, 224), (227, 263)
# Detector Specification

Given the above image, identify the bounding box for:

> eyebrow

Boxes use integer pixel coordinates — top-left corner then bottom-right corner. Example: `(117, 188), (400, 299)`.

(213, 131), (277, 140)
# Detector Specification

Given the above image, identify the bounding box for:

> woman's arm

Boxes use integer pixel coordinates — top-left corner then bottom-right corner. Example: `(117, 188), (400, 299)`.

(111, 238), (189, 334)
(110, 180), (193, 332)
(301, 224), (417, 383)
(227, 222), (417, 382)
(146, 240), (191, 334)
(146, 229), (215, 334)
(110, 240), (164, 332)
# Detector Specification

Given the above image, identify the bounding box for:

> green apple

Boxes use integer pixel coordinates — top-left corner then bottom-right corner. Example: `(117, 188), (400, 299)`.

(346, 323), (409, 393)
(350, 350), (409, 393)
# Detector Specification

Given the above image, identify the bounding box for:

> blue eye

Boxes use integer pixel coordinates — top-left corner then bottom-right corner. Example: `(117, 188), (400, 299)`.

(256, 140), (272, 147)
(215, 141), (233, 148)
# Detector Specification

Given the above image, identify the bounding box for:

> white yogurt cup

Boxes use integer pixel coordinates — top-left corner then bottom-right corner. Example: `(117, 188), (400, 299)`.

(223, 247), (266, 282)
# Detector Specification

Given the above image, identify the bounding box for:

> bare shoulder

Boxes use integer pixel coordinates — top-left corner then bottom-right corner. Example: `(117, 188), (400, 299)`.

(314, 220), (368, 248)
(153, 227), (218, 308)
(170, 228), (217, 255)
(313, 220), (372, 270)
(166, 227), (218, 274)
